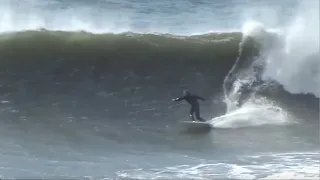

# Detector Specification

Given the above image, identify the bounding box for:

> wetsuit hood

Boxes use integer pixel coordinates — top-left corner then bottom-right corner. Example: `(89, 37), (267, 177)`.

(183, 90), (190, 96)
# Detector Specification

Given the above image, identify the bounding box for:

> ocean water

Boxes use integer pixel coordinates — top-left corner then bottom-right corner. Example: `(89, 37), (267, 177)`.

(0, 0), (319, 179)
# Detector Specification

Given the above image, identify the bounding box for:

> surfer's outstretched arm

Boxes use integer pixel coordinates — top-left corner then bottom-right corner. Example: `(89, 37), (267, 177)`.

(172, 97), (185, 101)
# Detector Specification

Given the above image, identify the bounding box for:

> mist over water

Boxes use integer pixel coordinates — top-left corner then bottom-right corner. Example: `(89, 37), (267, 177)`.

(261, 0), (320, 97)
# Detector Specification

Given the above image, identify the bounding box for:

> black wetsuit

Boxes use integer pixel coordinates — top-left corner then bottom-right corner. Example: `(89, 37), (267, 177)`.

(173, 94), (205, 121)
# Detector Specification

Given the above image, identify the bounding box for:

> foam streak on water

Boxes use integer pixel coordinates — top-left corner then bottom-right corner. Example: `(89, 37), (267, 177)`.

(117, 152), (320, 180)
(211, 97), (290, 128)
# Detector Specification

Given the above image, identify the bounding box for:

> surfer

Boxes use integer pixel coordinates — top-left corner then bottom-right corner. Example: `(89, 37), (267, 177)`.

(172, 90), (206, 122)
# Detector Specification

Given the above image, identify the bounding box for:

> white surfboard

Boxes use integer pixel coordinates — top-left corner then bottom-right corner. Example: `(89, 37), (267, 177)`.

(179, 121), (212, 130)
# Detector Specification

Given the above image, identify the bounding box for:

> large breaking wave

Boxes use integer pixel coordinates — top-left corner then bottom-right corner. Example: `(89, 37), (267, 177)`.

(0, 0), (318, 179)
(0, 1), (317, 130)
(0, 28), (317, 129)
(0, 30), (245, 125)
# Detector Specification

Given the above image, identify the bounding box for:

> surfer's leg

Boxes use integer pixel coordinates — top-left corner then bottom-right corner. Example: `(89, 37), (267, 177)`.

(189, 114), (195, 121)
(189, 107), (195, 121)
(195, 106), (205, 122)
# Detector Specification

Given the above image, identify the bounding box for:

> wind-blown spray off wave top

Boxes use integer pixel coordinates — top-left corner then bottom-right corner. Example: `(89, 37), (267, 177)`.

(261, 5), (320, 97)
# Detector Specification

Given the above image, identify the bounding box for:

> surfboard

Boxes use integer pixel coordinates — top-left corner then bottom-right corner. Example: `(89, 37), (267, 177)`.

(179, 121), (212, 131)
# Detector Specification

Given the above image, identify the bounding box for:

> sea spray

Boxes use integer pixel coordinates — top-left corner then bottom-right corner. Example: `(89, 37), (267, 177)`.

(260, 1), (320, 98)
(222, 21), (265, 113)
(213, 21), (290, 128)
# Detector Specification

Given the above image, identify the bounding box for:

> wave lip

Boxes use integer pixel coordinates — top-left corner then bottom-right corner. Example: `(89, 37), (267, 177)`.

(0, 29), (244, 71)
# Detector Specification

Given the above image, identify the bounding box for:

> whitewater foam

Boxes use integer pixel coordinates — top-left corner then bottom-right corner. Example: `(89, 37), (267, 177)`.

(219, 20), (290, 129)
(217, 0), (319, 129)
(117, 151), (320, 180)
(211, 96), (290, 128)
